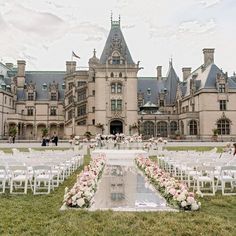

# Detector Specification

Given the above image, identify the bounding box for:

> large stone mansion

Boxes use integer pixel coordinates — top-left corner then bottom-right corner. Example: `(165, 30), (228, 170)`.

(0, 18), (236, 141)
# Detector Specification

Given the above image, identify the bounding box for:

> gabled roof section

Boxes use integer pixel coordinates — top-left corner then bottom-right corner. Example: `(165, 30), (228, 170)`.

(17, 71), (66, 101)
(164, 61), (179, 105)
(100, 18), (134, 65)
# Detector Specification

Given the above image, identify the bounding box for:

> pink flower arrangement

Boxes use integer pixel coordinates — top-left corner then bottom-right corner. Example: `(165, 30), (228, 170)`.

(136, 157), (201, 211)
(62, 156), (106, 209)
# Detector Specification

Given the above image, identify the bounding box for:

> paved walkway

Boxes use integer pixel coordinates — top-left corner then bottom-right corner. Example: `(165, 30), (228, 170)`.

(0, 141), (227, 148)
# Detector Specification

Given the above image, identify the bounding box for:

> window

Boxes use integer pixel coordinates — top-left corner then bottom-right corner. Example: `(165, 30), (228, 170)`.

(111, 83), (122, 93)
(42, 83), (47, 90)
(217, 119), (230, 135)
(219, 84), (225, 93)
(28, 92), (34, 101)
(189, 120), (197, 135)
(50, 107), (57, 116)
(78, 81), (86, 87)
(147, 88), (151, 96)
(119, 72), (122, 78)
(170, 121), (178, 135)
(111, 99), (122, 111)
(117, 83), (122, 93)
(92, 76), (95, 82)
(62, 83), (66, 90)
(27, 107), (34, 116)
(92, 107), (95, 113)
(111, 72), (114, 78)
(77, 105), (86, 116)
(111, 100), (116, 111)
(111, 84), (116, 93)
(4, 97), (7, 104)
(156, 121), (168, 137)
(117, 100), (122, 110)
(219, 100), (226, 111)
(92, 90), (95, 96)
(78, 90), (86, 101)
(68, 110), (73, 120)
(112, 56), (120, 65)
(77, 120), (86, 125)
(143, 121), (154, 136)
(51, 93), (57, 101)
(68, 95), (73, 104)
(160, 100), (164, 107)
(92, 119), (95, 125)
(68, 82), (73, 90)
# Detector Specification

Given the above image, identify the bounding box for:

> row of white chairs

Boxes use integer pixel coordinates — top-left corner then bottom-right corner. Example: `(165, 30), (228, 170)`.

(0, 149), (83, 194)
(158, 150), (236, 196)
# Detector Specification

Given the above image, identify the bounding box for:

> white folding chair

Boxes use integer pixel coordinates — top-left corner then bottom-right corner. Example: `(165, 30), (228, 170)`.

(9, 165), (30, 194)
(0, 165), (8, 193)
(33, 166), (53, 195)
(193, 165), (216, 196)
(216, 166), (236, 195)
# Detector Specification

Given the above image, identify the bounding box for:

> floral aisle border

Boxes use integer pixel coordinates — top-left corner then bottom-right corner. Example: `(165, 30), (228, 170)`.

(61, 155), (106, 209)
(135, 157), (201, 211)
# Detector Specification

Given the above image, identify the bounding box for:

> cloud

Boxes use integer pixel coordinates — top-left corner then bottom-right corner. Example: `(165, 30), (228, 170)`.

(178, 19), (216, 34)
(196, 0), (221, 8)
(71, 21), (108, 40)
(122, 24), (135, 29)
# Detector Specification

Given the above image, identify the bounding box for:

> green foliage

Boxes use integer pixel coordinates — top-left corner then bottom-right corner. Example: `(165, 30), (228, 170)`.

(41, 128), (48, 137)
(84, 131), (92, 140)
(9, 126), (17, 136)
(0, 155), (235, 236)
(212, 128), (218, 136)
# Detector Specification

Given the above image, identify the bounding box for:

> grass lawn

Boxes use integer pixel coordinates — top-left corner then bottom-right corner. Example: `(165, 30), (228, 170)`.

(0, 155), (236, 235)
(165, 146), (224, 153)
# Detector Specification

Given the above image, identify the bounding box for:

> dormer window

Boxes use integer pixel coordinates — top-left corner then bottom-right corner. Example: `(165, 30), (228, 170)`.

(62, 83), (66, 90)
(147, 88), (151, 96)
(28, 92), (34, 101)
(112, 56), (120, 64)
(42, 83), (47, 90)
(218, 84), (225, 93)
(51, 92), (57, 101)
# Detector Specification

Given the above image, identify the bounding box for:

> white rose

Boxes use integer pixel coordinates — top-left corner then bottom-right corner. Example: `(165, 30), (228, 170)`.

(76, 198), (85, 207)
(181, 201), (187, 208)
(191, 202), (199, 211)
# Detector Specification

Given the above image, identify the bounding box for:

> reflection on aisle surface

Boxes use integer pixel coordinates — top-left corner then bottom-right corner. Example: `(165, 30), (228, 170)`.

(91, 164), (175, 211)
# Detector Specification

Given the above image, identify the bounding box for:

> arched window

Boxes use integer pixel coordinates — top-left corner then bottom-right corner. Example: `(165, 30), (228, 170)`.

(117, 83), (122, 93)
(156, 121), (167, 137)
(189, 120), (197, 135)
(111, 83), (116, 93)
(111, 72), (114, 78)
(119, 72), (122, 78)
(143, 121), (154, 137)
(217, 119), (230, 135)
(111, 83), (122, 93)
(170, 121), (178, 135)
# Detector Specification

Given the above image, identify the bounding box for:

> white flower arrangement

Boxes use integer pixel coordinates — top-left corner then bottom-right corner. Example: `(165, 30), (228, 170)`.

(135, 157), (201, 211)
(62, 156), (106, 209)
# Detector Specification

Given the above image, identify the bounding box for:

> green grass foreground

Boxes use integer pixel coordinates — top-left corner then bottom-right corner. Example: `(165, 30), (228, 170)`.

(165, 146), (224, 153)
(0, 156), (236, 236)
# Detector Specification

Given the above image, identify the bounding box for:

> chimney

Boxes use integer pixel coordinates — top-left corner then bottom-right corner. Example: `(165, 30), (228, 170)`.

(203, 48), (215, 67)
(17, 60), (26, 77)
(66, 61), (76, 74)
(156, 66), (162, 79)
(16, 60), (26, 88)
(182, 67), (191, 81)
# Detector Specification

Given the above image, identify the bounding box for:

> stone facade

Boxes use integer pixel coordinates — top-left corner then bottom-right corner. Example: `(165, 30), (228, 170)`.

(0, 18), (236, 141)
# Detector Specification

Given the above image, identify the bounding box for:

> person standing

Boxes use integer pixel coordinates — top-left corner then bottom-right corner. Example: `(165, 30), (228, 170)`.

(54, 134), (58, 146)
(233, 143), (236, 156)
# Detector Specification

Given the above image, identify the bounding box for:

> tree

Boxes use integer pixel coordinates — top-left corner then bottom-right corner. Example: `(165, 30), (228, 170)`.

(41, 128), (48, 137)
(84, 131), (92, 140)
(9, 126), (17, 137)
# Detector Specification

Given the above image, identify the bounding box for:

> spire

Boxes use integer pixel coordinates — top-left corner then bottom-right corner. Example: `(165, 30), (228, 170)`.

(100, 15), (134, 65)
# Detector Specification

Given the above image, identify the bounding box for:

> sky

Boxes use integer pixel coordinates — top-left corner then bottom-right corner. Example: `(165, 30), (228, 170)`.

(0, 0), (236, 78)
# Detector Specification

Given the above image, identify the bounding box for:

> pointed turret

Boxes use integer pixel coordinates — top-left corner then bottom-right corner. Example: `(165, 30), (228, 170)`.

(99, 16), (134, 65)
(164, 59), (179, 105)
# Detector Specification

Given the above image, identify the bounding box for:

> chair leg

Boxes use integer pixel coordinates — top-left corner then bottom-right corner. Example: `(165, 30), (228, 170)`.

(24, 181), (27, 194)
